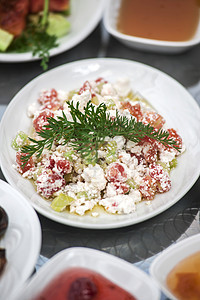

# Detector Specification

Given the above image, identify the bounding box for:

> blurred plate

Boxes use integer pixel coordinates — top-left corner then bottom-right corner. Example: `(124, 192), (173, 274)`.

(0, 0), (106, 62)
(13, 247), (160, 300)
(0, 180), (41, 300)
(103, 0), (200, 53)
(150, 233), (200, 300)
(0, 58), (200, 229)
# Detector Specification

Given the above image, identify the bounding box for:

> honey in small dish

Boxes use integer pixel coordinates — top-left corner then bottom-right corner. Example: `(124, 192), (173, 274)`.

(166, 251), (200, 300)
(117, 0), (200, 42)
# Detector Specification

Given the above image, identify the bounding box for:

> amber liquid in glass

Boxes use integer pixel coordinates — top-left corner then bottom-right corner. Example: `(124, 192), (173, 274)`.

(117, 0), (200, 41)
(166, 251), (200, 300)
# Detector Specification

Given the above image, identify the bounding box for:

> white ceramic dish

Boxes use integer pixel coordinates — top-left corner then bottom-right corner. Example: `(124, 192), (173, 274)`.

(12, 247), (160, 300)
(0, 58), (200, 229)
(103, 0), (200, 53)
(150, 233), (200, 300)
(0, 0), (106, 62)
(0, 180), (41, 300)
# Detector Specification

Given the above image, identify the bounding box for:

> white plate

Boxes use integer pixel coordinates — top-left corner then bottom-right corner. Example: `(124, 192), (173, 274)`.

(0, 180), (41, 300)
(150, 233), (200, 300)
(12, 247), (160, 300)
(0, 58), (200, 229)
(0, 0), (106, 62)
(103, 0), (200, 53)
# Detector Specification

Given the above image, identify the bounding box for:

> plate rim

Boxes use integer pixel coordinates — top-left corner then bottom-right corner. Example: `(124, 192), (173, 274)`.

(0, 57), (200, 229)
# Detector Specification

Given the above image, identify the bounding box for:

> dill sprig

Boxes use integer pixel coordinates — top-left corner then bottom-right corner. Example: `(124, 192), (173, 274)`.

(21, 101), (179, 165)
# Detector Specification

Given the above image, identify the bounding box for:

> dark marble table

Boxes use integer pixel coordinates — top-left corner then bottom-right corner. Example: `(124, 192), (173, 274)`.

(0, 22), (200, 299)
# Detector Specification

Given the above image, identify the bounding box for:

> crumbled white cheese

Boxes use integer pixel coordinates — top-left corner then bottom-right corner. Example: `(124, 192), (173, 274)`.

(70, 197), (97, 216)
(99, 193), (139, 214)
(118, 151), (132, 165)
(97, 150), (106, 159)
(118, 108), (134, 120)
(15, 135), (24, 147)
(71, 90), (91, 112)
(36, 170), (64, 198)
(82, 164), (106, 191)
(27, 102), (39, 117)
(129, 145), (143, 155)
(57, 90), (68, 102)
(126, 140), (138, 150)
(114, 78), (131, 97)
(159, 148), (176, 164)
(106, 109), (117, 118)
(101, 83), (117, 97)
(105, 182), (118, 197)
(112, 136), (125, 150)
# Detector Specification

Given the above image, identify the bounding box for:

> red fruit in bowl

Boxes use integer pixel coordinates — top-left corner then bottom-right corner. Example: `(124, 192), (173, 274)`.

(68, 277), (97, 300)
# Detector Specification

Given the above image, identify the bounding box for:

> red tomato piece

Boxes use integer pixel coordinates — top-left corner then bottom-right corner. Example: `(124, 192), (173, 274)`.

(95, 77), (108, 84)
(78, 81), (96, 98)
(142, 111), (165, 129)
(0, 0), (29, 37)
(29, 0), (69, 13)
(121, 102), (143, 121)
(167, 128), (182, 150)
(56, 159), (72, 174)
(106, 163), (127, 182)
(139, 138), (158, 163)
(79, 81), (91, 94)
(38, 89), (60, 111)
(33, 110), (54, 132)
(47, 156), (72, 175)
(149, 163), (171, 193)
(38, 89), (58, 104)
(36, 170), (65, 198)
(139, 136), (153, 144)
(113, 182), (130, 194)
(139, 175), (156, 200)
(16, 151), (34, 174)
(43, 101), (61, 111)
(143, 143), (158, 163)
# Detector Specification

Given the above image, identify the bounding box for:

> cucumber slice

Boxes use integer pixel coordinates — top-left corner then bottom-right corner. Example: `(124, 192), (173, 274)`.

(46, 13), (70, 38)
(51, 193), (74, 212)
(0, 29), (14, 51)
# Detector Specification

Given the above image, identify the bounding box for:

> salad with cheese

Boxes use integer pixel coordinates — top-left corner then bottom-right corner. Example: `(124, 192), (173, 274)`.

(12, 77), (184, 217)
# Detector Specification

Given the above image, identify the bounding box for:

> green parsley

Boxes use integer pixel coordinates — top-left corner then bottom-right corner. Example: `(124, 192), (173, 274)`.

(21, 101), (179, 165)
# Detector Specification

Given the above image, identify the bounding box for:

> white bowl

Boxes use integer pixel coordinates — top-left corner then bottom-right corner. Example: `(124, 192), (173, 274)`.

(0, 180), (41, 300)
(150, 233), (200, 300)
(103, 0), (200, 53)
(12, 247), (160, 300)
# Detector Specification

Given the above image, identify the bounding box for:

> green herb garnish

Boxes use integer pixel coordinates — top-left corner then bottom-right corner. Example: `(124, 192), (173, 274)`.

(7, 0), (58, 70)
(21, 101), (179, 166)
